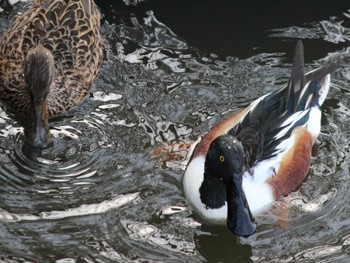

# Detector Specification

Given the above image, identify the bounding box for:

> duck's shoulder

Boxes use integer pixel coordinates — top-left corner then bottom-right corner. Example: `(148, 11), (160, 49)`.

(191, 104), (255, 160)
(190, 90), (278, 161)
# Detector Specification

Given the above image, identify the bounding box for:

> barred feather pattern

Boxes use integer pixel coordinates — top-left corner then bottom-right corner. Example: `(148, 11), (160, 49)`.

(0, 0), (104, 117)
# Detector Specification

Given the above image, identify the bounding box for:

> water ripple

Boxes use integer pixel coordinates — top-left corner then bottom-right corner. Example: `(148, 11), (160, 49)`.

(269, 14), (350, 45)
(121, 219), (198, 256)
(0, 193), (139, 222)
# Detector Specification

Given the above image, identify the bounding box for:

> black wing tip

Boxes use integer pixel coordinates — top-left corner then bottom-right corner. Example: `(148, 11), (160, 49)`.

(306, 60), (343, 84)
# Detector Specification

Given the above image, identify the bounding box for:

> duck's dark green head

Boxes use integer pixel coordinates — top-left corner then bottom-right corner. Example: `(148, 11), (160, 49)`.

(201, 134), (256, 237)
(23, 45), (55, 149)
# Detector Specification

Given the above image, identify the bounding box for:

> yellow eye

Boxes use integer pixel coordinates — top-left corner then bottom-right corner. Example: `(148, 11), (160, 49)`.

(219, 155), (225, 163)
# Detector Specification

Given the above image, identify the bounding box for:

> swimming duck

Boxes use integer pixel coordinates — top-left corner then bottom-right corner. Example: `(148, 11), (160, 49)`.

(0, 0), (104, 148)
(183, 40), (340, 237)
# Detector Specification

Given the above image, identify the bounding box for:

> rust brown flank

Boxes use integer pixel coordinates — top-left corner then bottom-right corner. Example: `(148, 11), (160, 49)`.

(267, 127), (313, 199)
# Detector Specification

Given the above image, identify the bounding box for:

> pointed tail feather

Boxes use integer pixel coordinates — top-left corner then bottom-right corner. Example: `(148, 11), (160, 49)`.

(285, 40), (306, 112)
(289, 41), (342, 110)
(291, 40), (306, 93)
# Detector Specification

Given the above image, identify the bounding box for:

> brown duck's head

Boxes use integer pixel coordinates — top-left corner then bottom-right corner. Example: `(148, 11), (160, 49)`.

(23, 45), (55, 149)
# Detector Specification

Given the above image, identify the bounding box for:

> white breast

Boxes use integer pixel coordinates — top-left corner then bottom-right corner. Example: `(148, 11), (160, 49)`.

(183, 155), (275, 223)
(183, 156), (227, 223)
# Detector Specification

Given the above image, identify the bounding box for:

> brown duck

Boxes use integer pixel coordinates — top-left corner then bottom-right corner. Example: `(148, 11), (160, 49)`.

(0, 0), (104, 148)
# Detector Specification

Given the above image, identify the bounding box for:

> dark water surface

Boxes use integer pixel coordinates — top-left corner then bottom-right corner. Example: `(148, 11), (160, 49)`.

(0, 0), (350, 262)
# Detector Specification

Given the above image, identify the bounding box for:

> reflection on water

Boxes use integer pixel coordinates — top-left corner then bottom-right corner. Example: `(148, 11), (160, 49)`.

(0, 1), (350, 262)
(270, 10), (350, 44)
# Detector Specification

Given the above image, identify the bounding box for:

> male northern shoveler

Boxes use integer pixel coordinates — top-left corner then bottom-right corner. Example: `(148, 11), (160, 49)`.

(0, 0), (104, 148)
(183, 40), (340, 237)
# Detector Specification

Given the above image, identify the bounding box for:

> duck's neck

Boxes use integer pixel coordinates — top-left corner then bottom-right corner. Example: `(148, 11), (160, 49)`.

(25, 101), (51, 148)
(24, 45), (54, 148)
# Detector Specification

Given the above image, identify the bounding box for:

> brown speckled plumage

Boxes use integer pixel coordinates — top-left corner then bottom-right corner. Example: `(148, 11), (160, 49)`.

(0, 0), (104, 117)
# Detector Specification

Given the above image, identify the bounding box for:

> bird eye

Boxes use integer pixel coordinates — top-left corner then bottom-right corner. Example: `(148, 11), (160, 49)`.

(219, 155), (225, 163)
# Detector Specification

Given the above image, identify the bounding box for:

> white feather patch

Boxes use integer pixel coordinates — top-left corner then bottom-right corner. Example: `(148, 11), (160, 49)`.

(183, 157), (226, 223)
